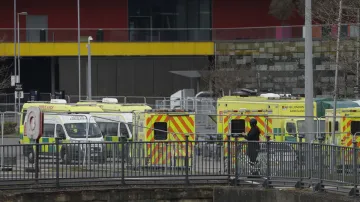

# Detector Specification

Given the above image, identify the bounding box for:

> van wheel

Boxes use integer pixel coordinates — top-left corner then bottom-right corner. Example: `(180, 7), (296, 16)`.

(61, 149), (72, 164)
(28, 150), (35, 164)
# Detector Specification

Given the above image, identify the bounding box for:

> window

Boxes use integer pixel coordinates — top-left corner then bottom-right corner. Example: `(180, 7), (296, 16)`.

(98, 122), (118, 137)
(43, 124), (55, 137)
(231, 119), (245, 135)
(154, 122), (167, 140)
(128, 0), (212, 41)
(64, 123), (102, 138)
(56, 125), (65, 138)
(328, 121), (339, 133)
(351, 121), (360, 136)
(286, 122), (296, 136)
(297, 120), (325, 134)
(120, 123), (130, 138)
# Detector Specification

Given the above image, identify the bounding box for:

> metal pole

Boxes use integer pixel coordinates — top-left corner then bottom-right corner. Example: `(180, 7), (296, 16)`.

(1, 113), (4, 169)
(87, 37), (92, 100)
(17, 14), (21, 113)
(332, 0), (343, 143)
(14, 0), (17, 113)
(305, 0), (314, 142)
(77, 0), (81, 101)
(357, 9), (359, 98)
(17, 14), (20, 83)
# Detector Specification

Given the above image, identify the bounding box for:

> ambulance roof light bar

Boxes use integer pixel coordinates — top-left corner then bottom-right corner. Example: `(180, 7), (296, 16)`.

(50, 99), (67, 104)
(102, 98), (119, 104)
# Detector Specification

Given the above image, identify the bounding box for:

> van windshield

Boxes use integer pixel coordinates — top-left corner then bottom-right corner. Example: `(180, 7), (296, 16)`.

(297, 120), (325, 134)
(64, 123), (102, 138)
(98, 122), (118, 137)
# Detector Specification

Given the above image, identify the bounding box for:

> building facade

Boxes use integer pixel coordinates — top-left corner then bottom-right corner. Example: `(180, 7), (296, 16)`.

(0, 0), (305, 98)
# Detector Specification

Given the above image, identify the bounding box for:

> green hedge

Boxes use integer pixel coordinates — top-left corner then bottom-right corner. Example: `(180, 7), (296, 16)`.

(2, 122), (17, 135)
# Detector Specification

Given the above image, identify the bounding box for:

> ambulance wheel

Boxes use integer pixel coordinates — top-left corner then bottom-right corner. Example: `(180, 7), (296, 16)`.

(61, 148), (72, 164)
(27, 149), (35, 164)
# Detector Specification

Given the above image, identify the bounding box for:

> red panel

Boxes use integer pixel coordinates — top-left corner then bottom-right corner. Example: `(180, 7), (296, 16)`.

(0, 0), (128, 41)
(212, 0), (304, 40)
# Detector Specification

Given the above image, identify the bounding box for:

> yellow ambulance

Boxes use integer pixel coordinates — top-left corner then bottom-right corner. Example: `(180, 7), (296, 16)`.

(324, 108), (360, 170)
(130, 109), (195, 169)
(217, 95), (318, 142)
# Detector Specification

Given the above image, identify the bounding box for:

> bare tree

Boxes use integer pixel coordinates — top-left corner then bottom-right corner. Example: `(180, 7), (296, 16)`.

(203, 45), (253, 96)
(268, 0), (360, 97)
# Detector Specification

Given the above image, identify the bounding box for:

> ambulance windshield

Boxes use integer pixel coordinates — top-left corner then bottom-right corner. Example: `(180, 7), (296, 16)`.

(297, 120), (325, 134)
(98, 122), (118, 137)
(64, 123), (102, 138)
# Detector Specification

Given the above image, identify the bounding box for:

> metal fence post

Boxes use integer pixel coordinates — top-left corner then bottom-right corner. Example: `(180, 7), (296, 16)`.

(296, 136), (304, 189)
(263, 135), (271, 188)
(314, 139), (324, 192)
(55, 137), (60, 188)
(35, 139), (40, 184)
(350, 138), (358, 197)
(234, 136), (239, 186)
(0, 113), (4, 170)
(227, 134), (231, 183)
(185, 134), (189, 186)
(121, 137), (125, 185)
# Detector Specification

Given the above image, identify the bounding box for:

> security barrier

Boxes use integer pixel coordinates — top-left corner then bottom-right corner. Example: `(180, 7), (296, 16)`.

(1, 111), (360, 198)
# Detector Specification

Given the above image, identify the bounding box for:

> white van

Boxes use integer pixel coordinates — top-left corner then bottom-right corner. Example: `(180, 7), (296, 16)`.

(91, 113), (133, 159)
(91, 113), (132, 139)
(27, 113), (106, 164)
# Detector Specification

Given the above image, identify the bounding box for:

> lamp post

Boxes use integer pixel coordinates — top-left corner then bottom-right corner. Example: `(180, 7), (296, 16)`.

(305, 0), (314, 142)
(13, 0), (17, 113)
(17, 12), (27, 84)
(17, 11), (27, 113)
(77, 0), (81, 101)
(86, 36), (93, 100)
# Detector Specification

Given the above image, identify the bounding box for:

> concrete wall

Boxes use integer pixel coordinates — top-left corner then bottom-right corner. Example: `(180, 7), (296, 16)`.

(58, 56), (209, 97)
(0, 187), (357, 202)
(215, 40), (357, 97)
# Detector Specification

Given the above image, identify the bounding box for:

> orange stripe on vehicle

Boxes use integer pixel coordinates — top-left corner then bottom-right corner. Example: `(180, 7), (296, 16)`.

(177, 116), (191, 134)
(224, 115), (229, 123)
(155, 115), (163, 123)
(146, 117), (152, 125)
(186, 116), (194, 127)
(171, 117), (184, 134)
(347, 140), (352, 147)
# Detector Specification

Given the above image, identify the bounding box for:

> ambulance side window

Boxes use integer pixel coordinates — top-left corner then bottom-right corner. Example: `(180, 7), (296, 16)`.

(286, 122), (296, 135)
(43, 124), (55, 137)
(56, 125), (66, 138)
(328, 122), (339, 132)
(231, 120), (245, 135)
(120, 123), (129, 138)
(154, 122), (167, 140)
(351, 121), (360, 136)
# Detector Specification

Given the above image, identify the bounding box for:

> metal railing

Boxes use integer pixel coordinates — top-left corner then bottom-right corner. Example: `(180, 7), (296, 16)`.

(0, 137), (358, 195)
(0, 94), (169, 109)
(0, 24), (359, 42)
